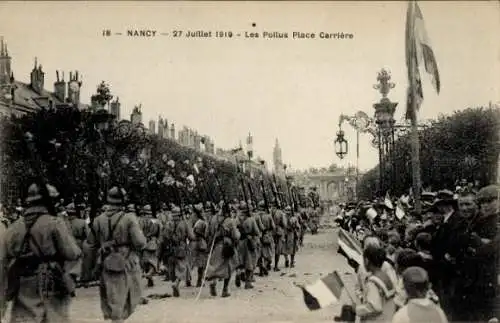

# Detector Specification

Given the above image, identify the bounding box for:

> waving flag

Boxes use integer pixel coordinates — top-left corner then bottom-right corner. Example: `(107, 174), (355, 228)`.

(300, 271), (345, 310)
(405, 0), (440, 120)
(338, 228), (363, 267)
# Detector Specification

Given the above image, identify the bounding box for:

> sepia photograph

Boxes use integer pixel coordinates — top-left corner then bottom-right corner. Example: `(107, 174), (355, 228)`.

(0, 1), (499, 323)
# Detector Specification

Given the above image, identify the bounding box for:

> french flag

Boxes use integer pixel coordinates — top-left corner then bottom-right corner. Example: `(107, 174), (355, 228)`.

(300, 271), (345, 310)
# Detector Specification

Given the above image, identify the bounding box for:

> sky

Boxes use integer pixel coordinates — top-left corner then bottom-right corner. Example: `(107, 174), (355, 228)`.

(1, 1), (499, 172)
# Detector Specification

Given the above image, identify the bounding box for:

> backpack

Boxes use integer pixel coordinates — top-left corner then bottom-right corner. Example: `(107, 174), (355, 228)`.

(6, 218), (40, 301)
(6, 216), (76, 300)
(98, 211), (127, 273)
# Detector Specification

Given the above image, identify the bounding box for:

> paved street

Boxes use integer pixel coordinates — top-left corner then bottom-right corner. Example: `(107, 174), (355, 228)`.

(45, 223), (354, 323)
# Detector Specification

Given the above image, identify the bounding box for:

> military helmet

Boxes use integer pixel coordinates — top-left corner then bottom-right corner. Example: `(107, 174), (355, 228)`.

(142, 204), (153, 215)
(25, 183), (59, 204)
(106, 186), (127, 205)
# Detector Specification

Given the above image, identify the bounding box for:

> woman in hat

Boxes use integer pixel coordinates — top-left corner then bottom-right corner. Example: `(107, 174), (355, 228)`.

(86, 187), (146, 323)
(4, 183), (81, 323)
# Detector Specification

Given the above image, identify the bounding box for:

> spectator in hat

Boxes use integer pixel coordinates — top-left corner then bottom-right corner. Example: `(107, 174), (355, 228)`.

(391, 267), (448, 323)
(430, 190), (462, 316)
(460, 185), (500, 322)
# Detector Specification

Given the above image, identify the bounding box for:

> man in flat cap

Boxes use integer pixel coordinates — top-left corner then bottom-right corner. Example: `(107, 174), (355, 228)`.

(460, 185), (500, 322)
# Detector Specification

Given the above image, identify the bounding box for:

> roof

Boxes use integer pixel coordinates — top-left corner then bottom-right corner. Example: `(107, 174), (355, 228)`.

(11, 81), (64, 111)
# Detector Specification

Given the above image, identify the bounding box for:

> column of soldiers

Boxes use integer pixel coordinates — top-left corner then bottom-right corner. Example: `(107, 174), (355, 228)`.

(0, 182), (322, 323)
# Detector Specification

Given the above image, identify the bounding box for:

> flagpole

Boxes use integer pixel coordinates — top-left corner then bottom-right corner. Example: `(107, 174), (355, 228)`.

(408, 1), (422, 214)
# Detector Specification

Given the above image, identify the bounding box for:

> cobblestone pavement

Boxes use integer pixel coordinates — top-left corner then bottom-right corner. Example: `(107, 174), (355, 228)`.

(6, 220), (357, 323)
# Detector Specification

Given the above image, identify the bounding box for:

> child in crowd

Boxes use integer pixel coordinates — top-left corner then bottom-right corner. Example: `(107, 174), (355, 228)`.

(414, 232), (436, 288)
(394, 248), (439, 311)
(392, 267), (448, 323)
(355, 244), (396, 322)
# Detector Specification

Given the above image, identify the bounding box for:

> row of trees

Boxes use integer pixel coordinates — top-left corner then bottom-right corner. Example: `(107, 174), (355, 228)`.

(357, 107), (500, 199)
(0, 85), (294, 217)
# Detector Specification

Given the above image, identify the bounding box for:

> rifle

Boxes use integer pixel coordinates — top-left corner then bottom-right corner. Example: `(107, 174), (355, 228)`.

(24, 132), (57, 216)
(236, 161), (250, 216)
(271, 174), (282, 209)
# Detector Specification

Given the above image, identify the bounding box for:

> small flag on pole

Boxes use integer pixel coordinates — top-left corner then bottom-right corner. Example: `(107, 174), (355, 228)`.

(396, 201), (406, 220)
(338, 228), (363, 266)
(384, 192), (394, 210)
(300, 271), (345, 310)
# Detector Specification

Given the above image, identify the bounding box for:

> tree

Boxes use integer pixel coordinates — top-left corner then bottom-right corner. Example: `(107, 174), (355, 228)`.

(357, 107), (500, 199)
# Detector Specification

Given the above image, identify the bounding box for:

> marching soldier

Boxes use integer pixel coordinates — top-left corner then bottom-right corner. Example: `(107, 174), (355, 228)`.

(5, 183), (81, 323)
(205, 203), (240, 297)
(86, 187), (146, 323)
(283, 206), (300, 268)
(235, 201), (261, 289)
(138, 205), (162, 288)
(258, 201), (276, 276)
(159, 206), (195, 297)
(272, 204), (287, 271)
(64, 202), (90, 286)
(191, 203), (209, 287)
(0, 205), (9, 320)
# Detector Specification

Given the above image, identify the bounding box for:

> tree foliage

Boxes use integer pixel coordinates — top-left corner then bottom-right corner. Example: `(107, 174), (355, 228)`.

(357, 107), (500, 199)
(0, 107), (286, 212)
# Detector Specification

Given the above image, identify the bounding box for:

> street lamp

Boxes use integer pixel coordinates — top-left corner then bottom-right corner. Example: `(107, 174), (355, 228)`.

(334, 129), (348, 159)
(373, 69), (398, 196)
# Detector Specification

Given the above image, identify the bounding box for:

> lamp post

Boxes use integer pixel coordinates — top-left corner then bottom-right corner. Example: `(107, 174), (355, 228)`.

(373, 69), (397, 196)
(334, 127), (348, 160)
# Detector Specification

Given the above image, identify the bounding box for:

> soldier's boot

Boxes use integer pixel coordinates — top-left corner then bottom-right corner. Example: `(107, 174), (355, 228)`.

(221, 278), (231, 298)
(209, 281), (217, 297)
(235, 271), (242, 288)
(285, 256), (290, 268)
(239, 270), (247, 284)
(290, 254), (296, 268)
(172, 279), (180, 297)
(196, 267), (204, 287)
(262, 260), (269, 276)
(186, 272), (192, 287)
(244, 270), (254, 289)
(147, 277), (154, 287)
(273, 255), (281, 271)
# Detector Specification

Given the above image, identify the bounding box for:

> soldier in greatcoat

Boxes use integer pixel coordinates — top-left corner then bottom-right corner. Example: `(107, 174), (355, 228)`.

(138, 205), (162, 287)
(0, 205), (9, 320)
(235, 201), (261, 289)
(190, 204), (209, 287)
(5, 183), (82, 323)
(85, 187), (146, 323)
(205, 203), (240, 297)
(272, 204), (287, 271)
(283, 206), (300, 268)
(253, 202), (266, 277)
(258, 202), (276, 276)
(159, 206), (194, 297)
(63, 203), (89, 286)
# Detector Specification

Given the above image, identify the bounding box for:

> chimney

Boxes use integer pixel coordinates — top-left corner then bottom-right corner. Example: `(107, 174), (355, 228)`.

(67, 70), (82, 106)
(110, 97), (121, 119)
(170, 123), (175, 140)
(30, 57), (45, 94)
(53, 71), (66, 102)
